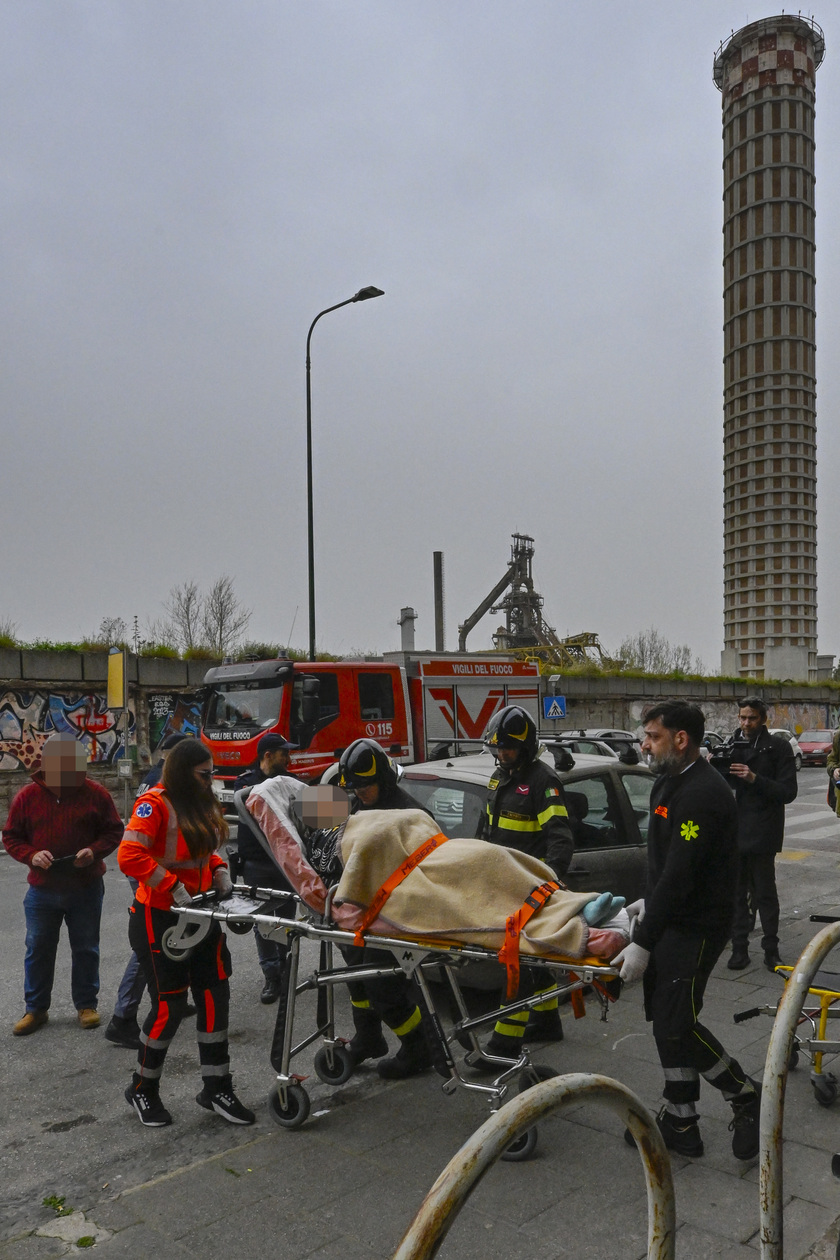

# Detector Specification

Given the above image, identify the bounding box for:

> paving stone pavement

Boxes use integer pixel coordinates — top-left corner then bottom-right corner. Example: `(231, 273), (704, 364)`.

(1, 769), (840, 1259)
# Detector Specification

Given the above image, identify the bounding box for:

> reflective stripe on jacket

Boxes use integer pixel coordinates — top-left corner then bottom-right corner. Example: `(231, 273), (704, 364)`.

(118, 786), (225, 909)
(483, 758), (573, 878)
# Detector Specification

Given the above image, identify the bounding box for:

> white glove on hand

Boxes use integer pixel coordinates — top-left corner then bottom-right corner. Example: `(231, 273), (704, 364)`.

(625, 898), (646, 939)
(613, 942), (651, 984)
(213, 866), (233, 899)
(170, 881), (192, 907)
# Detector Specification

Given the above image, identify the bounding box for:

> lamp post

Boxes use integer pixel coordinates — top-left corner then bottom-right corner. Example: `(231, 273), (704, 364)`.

(305, 286), (384, 662)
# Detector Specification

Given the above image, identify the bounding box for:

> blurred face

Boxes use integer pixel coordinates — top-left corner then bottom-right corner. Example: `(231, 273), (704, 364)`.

(299, 785), (350, 829)
(41, 737), (87, 789)
(739, 707), (764, 737)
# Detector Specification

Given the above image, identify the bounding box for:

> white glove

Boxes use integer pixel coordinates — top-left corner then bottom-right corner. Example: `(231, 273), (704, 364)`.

(625, 898), (646, 939)
(613, 942), (651, 984)
(170, 881), (193, 907)
(213, 866), (233, 899)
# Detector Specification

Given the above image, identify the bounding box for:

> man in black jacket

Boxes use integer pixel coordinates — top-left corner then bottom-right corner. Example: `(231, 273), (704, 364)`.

(615, 701), (761, 1161)
(720, 698), (797, 972)
(233, 733), (299, 1003)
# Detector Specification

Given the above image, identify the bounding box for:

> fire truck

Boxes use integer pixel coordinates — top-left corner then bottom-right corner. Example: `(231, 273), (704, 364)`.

(200, 654), (541, 806)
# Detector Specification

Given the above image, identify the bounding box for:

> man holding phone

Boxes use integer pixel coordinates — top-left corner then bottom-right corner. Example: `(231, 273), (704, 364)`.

(3, 734), (123, 1035)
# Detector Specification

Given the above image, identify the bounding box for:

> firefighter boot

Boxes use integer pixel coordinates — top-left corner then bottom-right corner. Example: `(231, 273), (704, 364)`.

(377, 1014), (433, 1080)
(346, 1005), (389, 1067)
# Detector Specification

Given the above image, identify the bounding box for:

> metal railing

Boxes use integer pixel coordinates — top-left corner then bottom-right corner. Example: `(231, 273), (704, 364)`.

(760, 920), (840, 1260)
(392, 1073), (675, 1260)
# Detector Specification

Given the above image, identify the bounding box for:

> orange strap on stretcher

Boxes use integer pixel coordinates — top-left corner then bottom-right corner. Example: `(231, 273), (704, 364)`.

(352, 832), (450, 946)
(497, 880), (559, 1001)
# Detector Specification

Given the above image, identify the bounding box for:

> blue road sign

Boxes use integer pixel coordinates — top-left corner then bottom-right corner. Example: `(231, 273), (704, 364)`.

(543, 695), (566, 720)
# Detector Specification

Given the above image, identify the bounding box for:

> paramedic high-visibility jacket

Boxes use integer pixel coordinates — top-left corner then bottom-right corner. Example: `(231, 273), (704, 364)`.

(118, 786), (227, 909)
(483, 758), (574, 879)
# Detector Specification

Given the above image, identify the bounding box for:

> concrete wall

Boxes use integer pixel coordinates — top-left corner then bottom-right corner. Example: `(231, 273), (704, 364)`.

(545, 675), (840, 738)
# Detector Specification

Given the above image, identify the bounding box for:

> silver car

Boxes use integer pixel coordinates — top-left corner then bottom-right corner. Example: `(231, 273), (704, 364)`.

(768, 728), (803, 772)
(402, 750), (653, 903)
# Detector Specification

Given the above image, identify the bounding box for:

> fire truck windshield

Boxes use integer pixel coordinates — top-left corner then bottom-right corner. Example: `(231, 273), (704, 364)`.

(203, 680), (285, 732)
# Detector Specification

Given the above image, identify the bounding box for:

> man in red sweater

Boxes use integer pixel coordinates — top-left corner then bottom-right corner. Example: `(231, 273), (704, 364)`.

(3, 735), (124, 1035)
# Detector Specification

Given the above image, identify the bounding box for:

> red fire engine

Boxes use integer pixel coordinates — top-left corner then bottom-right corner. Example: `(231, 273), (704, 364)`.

(200, 654), (541, 805)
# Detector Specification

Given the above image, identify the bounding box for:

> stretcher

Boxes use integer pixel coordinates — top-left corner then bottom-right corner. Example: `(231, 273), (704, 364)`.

(735, 914), (840, 1108)
(165, 784), (626, 1160)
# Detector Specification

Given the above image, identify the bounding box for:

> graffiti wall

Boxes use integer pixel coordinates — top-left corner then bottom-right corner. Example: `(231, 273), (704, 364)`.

(147, 692), (202, 752)
(0, 690), (136, 770)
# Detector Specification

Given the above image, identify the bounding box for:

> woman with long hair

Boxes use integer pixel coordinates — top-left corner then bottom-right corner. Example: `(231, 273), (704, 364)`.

(118, 738), (254, 1127)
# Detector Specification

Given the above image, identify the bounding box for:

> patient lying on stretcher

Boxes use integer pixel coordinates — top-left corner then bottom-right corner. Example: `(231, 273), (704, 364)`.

(245, 780), (630, 965)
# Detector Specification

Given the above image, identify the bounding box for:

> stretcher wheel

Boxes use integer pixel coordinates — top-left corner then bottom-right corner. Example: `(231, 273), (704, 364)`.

(160, 924), (200, 962)
(226, 921), (252, 935)
(268, 1082), (310, 1129)
(788, 1043), (800, 1071)
(813, 1076), (837, 1108)
(314, 1044), (355, 1086)
(501, 1125), (538, 1162)
(518, 1064), (559, 1094)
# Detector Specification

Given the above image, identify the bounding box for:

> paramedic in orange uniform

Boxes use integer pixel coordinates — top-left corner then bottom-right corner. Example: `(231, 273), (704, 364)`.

(118, 738), (255, 1127)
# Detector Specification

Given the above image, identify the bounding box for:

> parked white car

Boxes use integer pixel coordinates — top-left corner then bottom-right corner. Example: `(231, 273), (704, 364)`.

(768, 728), (803, 772)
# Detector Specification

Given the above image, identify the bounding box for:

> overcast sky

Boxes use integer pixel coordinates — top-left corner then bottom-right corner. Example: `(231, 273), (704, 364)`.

(2, 2), (838, 669)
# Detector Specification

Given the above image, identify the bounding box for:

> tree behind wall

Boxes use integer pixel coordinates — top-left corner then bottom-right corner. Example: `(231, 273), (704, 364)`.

(201, 576), (251, 658)
(618, 627), (705, 675)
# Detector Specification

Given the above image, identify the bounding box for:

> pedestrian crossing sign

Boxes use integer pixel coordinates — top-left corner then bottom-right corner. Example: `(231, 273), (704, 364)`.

(542, 695), (566, 719)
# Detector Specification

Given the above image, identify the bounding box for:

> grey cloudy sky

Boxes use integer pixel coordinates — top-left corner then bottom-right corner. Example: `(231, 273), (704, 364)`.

(2, 2), (838, 669)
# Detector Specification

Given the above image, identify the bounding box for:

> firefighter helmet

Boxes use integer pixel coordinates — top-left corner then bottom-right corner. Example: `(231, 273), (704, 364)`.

(483, 705), (538, 763)
(337, 739), (397, 792)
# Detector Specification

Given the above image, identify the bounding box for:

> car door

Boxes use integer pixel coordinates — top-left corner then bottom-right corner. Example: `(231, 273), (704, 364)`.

(561, 766), (651, 902)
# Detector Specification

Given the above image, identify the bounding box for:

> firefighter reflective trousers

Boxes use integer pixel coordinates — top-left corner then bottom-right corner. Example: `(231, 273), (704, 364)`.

(128, 899), (233, 1090)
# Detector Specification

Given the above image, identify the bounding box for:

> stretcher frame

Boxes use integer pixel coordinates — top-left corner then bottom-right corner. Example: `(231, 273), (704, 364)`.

(166, 884), (621, 1159)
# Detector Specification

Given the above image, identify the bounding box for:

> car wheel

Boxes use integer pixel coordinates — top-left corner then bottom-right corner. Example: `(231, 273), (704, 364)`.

(795, 755), (802, 772)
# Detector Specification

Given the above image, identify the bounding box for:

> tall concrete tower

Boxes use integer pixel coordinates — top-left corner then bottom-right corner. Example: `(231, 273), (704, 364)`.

(714, 15), (824, 681)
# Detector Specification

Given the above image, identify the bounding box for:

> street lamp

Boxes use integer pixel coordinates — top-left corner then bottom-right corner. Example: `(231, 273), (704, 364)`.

(305, 286), (384, 662)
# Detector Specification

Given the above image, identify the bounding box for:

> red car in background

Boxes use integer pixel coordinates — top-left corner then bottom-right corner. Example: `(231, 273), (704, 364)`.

(797, 730), (835, 766)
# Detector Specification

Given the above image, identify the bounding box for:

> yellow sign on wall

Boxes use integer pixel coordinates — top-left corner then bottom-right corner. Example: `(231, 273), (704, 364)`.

(107, 648), (125, 710)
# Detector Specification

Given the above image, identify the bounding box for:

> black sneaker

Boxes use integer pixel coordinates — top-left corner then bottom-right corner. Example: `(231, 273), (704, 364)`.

(196, 1085), (255, 1125)
(124, 1084), (172, 1127)
(729, 1083), (761, 1160)
(624, 1108), (704, 1157)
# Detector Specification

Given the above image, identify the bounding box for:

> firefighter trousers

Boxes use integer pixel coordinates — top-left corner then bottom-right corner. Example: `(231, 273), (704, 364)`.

(341, 944), (421, 1037)
(128, 899), (233, 1093)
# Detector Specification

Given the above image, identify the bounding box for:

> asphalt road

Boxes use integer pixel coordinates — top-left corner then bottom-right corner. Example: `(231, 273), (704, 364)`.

(1, 768), (839, 1259)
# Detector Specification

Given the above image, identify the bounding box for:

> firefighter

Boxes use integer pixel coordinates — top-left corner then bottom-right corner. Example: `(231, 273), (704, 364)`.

(336, 739), (435, 1079)
(478, 705), (574, 1059)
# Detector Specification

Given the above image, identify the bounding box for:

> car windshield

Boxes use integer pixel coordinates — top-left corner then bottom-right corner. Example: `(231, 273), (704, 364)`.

(801, 731), (832, 741)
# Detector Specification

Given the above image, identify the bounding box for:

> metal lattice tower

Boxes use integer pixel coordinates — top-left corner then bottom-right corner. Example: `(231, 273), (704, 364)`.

(714, 15), (824, 681)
